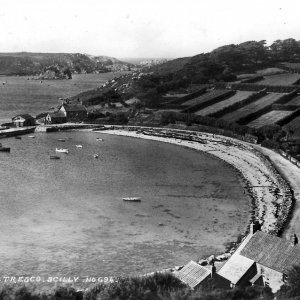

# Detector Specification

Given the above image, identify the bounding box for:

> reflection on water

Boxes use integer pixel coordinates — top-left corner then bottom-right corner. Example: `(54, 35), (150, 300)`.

(0, 131), (249, 279)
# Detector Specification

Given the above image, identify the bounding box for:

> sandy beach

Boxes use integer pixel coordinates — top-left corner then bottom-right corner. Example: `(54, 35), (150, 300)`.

(99, 128), (295, 237)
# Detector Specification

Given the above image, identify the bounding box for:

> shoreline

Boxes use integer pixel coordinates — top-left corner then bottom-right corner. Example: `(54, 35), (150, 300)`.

(95, 127), (295, 240)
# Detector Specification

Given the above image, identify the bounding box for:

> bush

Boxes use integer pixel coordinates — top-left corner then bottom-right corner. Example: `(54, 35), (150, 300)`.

(261, 139), (280, 149)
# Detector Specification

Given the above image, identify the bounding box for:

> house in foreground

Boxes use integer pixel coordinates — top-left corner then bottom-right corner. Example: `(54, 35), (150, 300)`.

(174, 260), (229, 290)
(174, 261), (213, 290)
(217, 224), (300, 292)
(175, 224), (300, 292)
(59, 103), (87, 122)
(12, 114), (35, 127)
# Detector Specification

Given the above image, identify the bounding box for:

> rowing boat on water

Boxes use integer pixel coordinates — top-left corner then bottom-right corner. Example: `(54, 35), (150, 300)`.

(122, 197), (141, 202)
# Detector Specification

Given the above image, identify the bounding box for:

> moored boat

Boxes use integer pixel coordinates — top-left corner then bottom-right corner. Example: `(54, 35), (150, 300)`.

(76, 145), (83, 148)
(50, 155), (60, 159)
(28, 135), (35, 138)
(0, 146), (10, 152)
(55, 148), (68, 154)
(96, 138), (103, 141)
(15, 136), (22, 140)
(93, 154), (99, 158)
(122, 197), (141, 202)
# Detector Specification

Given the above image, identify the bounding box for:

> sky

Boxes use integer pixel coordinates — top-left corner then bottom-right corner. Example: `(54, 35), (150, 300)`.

(0, 0), (300, 59)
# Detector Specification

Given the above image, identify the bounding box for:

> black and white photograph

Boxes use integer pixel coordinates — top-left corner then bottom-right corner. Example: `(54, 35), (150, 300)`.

(0, 0), (300, 299)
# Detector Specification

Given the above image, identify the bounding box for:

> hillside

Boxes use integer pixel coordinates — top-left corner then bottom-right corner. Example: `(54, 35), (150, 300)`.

(0, 52), (133, 76)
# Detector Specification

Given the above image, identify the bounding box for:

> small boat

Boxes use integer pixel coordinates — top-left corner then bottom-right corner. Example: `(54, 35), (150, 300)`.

(76, 145), (83, 148)
(93, 154), (99, 158)
(122, 197), (141, 202)
(0, 146), (10, 152)
(96, 138), (104, 141)
(28, 135), (35, 138)
(50, 155), (60, 160)
(57, 139), (66, 142)
(15, 136), (22, 140)
(56, 148), (68, 154)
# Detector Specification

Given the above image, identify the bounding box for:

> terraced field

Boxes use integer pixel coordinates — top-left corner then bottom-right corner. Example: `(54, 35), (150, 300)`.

(247, 110), (294, 128)
(182, 89), (229, 106)
(285, 95), (300, 106)
(222, 93), (283, 123)
(194, 91), (254, 116)
(258, 73), (300, 86)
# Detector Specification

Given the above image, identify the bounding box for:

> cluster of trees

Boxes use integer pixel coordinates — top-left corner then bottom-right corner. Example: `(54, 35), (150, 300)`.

(132, 38), (300, 104)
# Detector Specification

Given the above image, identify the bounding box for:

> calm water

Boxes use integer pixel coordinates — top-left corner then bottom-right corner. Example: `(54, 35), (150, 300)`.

(0, 73), (126, 124)
(0, 131), (250, 280)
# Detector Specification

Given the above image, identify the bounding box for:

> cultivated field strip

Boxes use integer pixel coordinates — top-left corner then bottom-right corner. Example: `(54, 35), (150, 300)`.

(258, 73), (300, 86)
(247, 110), (294, 128)
(285, 95), (300, 106)
(182, 89), (230, 106)
(221, 93), (283, 123)
(194, 91), (254, 116)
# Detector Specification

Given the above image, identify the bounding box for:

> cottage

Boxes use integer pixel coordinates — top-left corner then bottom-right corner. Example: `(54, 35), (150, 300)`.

(12, 114), (35, 127)
(59, 104), (87, 122)
(217, 224), (300, 292)
(174, 261), (213, 289)
(45, 112), (67, 125)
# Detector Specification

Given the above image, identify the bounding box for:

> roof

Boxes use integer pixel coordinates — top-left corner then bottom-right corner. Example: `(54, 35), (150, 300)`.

(240, 231), (300, 274)
(174, 261), (211, 289)
(47, 112), (66, 118)
(12, 114), (34, 120)
(218, 253), (255, 285)
(61, 104), (87, 112)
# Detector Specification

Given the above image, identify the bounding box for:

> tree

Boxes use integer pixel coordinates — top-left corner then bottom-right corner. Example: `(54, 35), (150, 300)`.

(277, 265), (300, 299)
(63, 67), (72, 79)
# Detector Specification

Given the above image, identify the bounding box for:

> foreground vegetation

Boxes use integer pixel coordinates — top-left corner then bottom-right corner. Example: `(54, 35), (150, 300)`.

(2, 267), (300, 300)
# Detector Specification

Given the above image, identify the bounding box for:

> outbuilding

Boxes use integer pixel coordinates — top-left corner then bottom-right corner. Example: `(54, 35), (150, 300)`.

(12, 114), (35, 127)
(45, 112), (67, 124)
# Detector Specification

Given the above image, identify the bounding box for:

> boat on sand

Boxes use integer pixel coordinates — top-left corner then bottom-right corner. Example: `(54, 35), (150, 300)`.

(122, 197), (141, 202)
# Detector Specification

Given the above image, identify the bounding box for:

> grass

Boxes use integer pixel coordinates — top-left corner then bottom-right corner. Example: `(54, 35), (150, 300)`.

(285, 95), (300, 106)
(221, 93), (283, 123)
(247, 110), (294, 128)
(194, 91), (254, 116)
(258, 73), (300, 85)
(182, 89), (230, 107)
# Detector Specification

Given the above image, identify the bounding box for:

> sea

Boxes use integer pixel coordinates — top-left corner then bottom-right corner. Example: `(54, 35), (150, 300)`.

(0, 74), (250, 284)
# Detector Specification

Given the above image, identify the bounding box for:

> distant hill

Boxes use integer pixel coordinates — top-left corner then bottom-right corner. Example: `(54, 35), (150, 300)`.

(0, 52), (134, 76)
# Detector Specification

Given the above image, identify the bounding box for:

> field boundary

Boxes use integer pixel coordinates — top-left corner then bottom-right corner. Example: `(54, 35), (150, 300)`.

(210, 89), (267, 118)
(182, 90), (236, 113)
(237, 92), (298, 125)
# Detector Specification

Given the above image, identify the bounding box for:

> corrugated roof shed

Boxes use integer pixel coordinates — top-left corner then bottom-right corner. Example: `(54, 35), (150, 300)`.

(218, 253), (255, 284)
(174, 261), (211, 289)
(240, 231), (300, 274)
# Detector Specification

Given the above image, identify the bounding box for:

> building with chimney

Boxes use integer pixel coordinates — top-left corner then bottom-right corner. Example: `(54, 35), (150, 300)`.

(217, 223), (300, 292)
